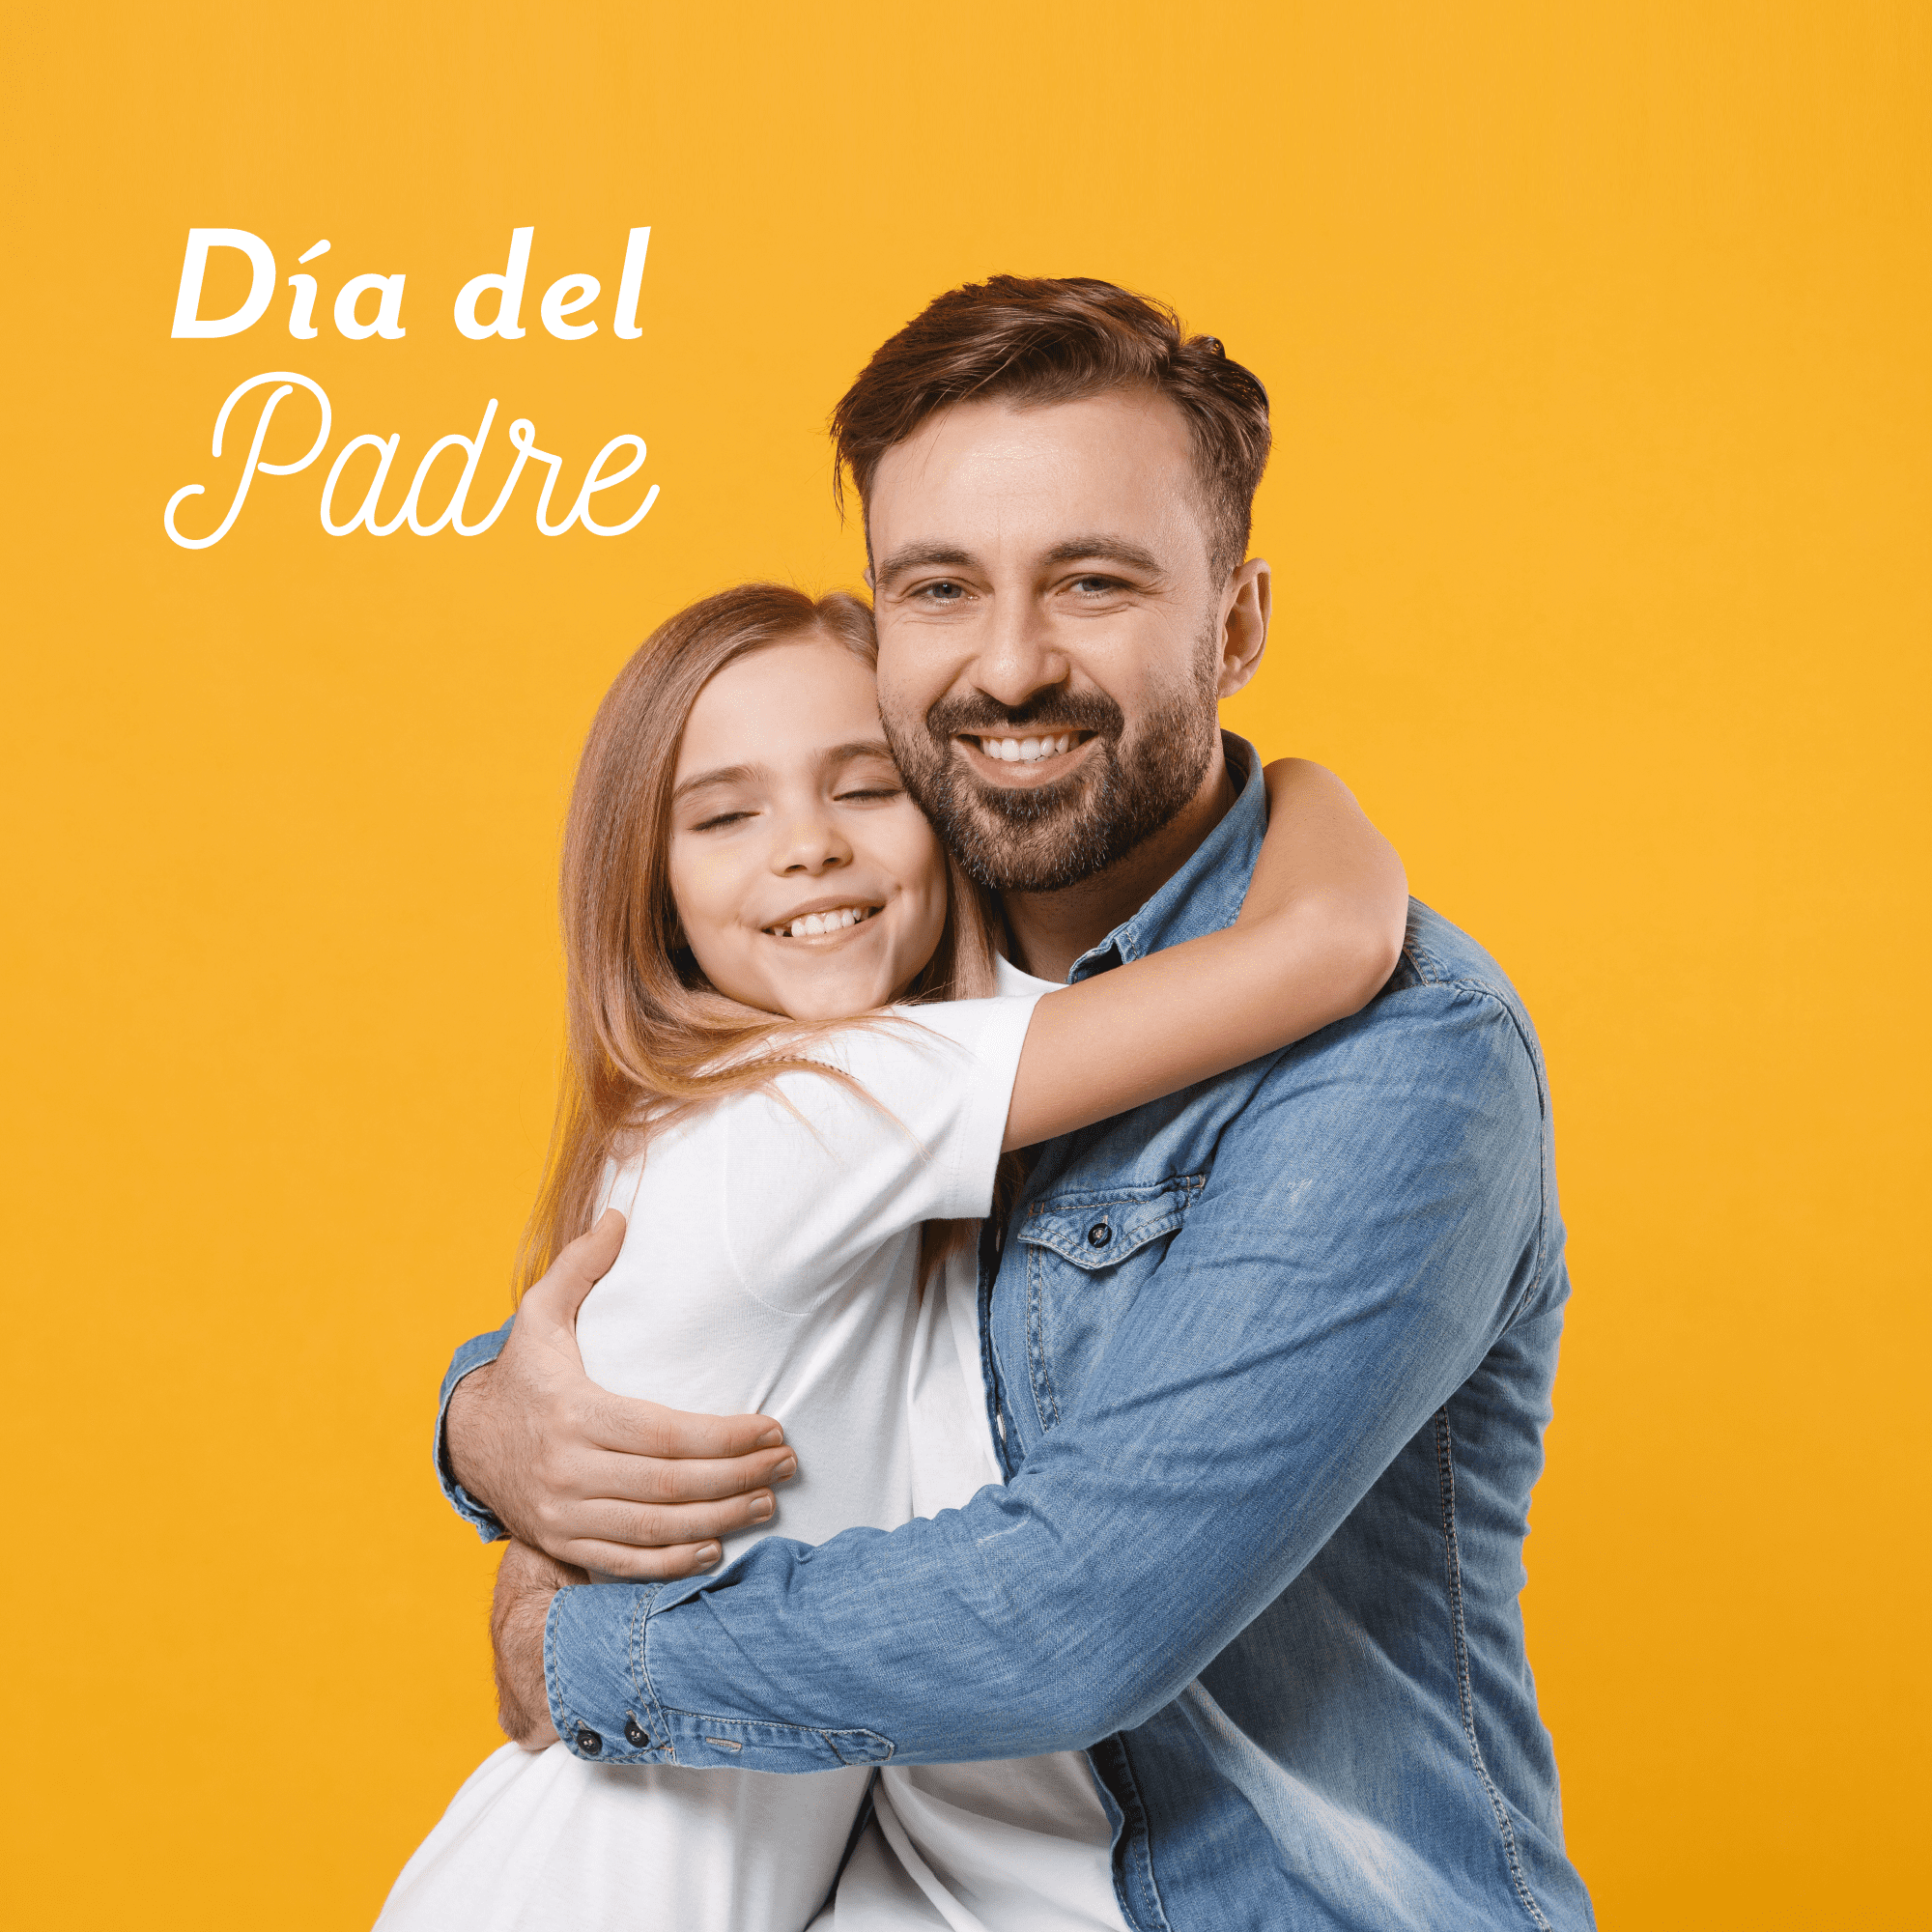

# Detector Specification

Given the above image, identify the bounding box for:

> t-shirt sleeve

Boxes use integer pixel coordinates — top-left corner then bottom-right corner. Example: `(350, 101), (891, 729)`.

(720, 993), (1044, 1314)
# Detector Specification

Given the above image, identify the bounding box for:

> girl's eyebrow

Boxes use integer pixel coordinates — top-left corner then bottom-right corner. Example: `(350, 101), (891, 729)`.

(671, 762), (763, 805)
(822, 738), (897, 772)
(672, 742), (895, 807)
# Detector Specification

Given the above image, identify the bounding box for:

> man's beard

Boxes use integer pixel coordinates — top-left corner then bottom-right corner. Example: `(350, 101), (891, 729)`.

(884, 648), (1221, 895)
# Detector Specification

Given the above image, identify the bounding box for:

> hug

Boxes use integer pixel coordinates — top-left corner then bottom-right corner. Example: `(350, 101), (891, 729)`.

(377, 275), (1595, 1931)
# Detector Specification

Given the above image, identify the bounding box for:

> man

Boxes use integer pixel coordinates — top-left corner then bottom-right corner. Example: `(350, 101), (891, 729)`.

(438, 278), (1595, 1928)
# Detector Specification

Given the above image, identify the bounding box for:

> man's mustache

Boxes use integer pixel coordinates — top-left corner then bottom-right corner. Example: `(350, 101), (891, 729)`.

(923, 692), (1124, 742)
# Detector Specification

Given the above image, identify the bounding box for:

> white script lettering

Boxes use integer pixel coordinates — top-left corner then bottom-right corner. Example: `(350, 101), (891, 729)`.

(163, 372), (333, 548)
(164, 375), (656, 548)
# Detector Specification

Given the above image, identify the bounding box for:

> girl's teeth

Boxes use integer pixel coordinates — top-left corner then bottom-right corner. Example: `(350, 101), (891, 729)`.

(781, 907), (871, 937)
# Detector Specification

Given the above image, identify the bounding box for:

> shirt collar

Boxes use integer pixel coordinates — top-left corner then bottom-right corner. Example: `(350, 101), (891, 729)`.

(1060, 732), (1264, 983)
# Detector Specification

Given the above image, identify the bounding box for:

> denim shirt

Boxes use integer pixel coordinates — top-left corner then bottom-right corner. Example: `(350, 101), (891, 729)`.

(436, 738), (1595, 1930)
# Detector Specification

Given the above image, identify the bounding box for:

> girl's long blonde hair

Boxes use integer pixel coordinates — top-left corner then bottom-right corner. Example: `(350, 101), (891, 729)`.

(514, 582), (999, 1297)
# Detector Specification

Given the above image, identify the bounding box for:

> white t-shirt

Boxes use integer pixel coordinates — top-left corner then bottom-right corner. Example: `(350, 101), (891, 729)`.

(377, 993), (1041, 1932)
(822, 953), (1130, 1932)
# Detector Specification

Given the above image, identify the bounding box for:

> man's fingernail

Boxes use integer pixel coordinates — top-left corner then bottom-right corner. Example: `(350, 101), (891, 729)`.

(755, 1427), (784, 1448)
(696, 1545), (722, 1568)
(750, 1494), (775, 1522)
(774, 1456), (798, 1482)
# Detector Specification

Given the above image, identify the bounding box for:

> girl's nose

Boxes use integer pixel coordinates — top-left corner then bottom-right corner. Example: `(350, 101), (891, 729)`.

(775, 811), (853, 874)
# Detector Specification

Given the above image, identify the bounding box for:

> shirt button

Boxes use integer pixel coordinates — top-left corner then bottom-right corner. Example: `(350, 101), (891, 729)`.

(1087, 1222), (1112, 1248)
(575, 1726), (603, 1755)
(623, 1716), (651, 1749)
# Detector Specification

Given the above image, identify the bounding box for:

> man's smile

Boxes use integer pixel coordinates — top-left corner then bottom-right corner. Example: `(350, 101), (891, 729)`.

(953, 729), (1097, 781)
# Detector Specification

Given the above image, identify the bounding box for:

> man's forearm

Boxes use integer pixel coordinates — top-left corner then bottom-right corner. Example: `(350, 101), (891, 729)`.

(438, 1320), (515, 1540)
(495, 1541), (582, 1747)
(539, 992), (1553, 1768)
(546, 1464), (1264, 1769)
(547, 1321), (1484, 1769)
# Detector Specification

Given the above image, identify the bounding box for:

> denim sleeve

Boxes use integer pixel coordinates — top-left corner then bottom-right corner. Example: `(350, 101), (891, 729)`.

(546, 980), (1551, 1764)
(436, 1319), (515, 1542)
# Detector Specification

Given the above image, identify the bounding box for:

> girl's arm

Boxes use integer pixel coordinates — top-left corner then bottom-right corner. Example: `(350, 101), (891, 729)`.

(1002, 759), (1406, 1150)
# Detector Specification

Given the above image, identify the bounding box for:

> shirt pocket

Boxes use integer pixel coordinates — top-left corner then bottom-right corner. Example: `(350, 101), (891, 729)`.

(1013, 1174), (1203, 1435)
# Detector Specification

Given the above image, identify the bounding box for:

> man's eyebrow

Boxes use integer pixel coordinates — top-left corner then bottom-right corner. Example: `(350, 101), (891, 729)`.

(876, 535), (1167, 586)
(1039, 536), (1165, 575)
(874, 543), (977, 587)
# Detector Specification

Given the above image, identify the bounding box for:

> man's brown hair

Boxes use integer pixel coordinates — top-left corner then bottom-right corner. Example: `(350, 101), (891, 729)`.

(831, 275), (1272, 579)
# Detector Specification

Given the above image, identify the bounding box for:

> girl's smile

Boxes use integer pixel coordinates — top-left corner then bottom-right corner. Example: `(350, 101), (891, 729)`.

(761, 899), (883, 940)
(667, 637), (950, 1024)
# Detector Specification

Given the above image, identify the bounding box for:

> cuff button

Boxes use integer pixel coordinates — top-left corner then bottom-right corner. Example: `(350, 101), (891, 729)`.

(575, 1726), (603, 1756)
(623, 1716), (650, 1749)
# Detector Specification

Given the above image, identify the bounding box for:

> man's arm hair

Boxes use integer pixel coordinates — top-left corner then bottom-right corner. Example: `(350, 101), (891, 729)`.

(493, 1542), (582, 1748)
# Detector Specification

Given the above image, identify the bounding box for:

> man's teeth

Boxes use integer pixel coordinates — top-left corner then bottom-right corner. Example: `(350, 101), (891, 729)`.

(978, 732), (1080, 764)
(771, 905), (877, 939)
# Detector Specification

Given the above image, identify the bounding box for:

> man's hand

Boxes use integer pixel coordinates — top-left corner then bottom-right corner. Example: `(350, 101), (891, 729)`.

(492, 1540), (581, 1749)
(446, 1209), (798, 1578)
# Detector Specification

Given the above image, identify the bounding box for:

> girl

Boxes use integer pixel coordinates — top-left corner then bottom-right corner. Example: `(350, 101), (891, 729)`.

(378, 582), (1406, 1931)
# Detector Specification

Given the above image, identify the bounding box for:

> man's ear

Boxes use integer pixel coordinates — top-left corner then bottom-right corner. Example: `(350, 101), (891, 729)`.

(1215, 557), (1271, 698)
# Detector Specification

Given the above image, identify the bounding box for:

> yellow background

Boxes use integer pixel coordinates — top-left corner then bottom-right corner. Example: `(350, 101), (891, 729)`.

(3, 3), (1924, 1923)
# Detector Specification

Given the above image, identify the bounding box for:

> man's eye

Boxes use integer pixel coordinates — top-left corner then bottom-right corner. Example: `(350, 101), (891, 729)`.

(1071, 575), (1126, 594)
(917, 580), (968, 603)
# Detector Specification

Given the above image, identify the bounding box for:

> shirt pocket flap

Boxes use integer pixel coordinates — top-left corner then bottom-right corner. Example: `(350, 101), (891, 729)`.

(1017, 1176), (1201, 1270)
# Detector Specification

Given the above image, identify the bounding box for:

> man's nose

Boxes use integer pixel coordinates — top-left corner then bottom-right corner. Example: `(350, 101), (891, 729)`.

(969, 595), (1071, 712)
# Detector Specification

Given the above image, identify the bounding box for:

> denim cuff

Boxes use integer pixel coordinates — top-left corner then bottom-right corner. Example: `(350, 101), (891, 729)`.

(549, 1577), (900, 1770)
(435, 1321), (515, 1542)
(545, 1578), (896, 1774)
(544, 1581), (673, 1763)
